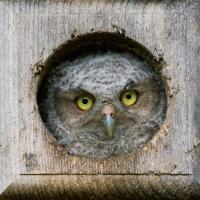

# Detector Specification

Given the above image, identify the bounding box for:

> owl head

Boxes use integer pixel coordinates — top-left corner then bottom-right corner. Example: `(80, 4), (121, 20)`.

(38, 52), (166, 159)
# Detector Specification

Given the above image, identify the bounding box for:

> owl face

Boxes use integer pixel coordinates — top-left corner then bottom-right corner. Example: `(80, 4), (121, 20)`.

(39, 52), (166, 159)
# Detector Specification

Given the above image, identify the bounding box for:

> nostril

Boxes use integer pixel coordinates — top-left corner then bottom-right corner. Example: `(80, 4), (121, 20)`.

(110, 112), (114, 117)
(101, 104), (115, 118)
(103, 113), (107, 117)
(103, 112), (114, 118)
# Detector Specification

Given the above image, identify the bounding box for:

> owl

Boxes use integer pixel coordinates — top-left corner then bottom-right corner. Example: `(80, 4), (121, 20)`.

(38, 52), (166, 159)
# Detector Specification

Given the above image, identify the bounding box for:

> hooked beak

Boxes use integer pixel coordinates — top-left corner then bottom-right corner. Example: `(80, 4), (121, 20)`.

(101, 105), (115, 139)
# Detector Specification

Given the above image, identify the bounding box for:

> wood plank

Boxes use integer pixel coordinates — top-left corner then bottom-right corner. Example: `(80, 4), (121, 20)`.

(186, 0), (200, 186)
(0, 0), (200, 197)
(0, 1), (19, 194)
(16, 0), (190, 175)
(1, 175), (199, 199)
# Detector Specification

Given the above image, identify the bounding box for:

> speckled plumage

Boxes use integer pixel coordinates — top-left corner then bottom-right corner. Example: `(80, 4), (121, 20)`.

(38, 52), (166, 159)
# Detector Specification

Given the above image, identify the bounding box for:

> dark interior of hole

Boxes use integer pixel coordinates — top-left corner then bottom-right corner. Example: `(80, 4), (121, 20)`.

(44, 32), (159, 71)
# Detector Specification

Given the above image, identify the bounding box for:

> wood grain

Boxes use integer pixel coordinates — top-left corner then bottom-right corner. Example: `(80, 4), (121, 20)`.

(0, 0), (200, 198)
(0, 0), (19, 194)
(1, 175), (199, 200)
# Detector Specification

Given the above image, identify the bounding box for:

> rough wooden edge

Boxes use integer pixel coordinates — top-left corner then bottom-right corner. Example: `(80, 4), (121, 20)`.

(1, 174), (200, 199)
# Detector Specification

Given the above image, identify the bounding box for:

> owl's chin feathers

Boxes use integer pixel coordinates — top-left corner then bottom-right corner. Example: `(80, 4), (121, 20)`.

(49, 120), (159, 159)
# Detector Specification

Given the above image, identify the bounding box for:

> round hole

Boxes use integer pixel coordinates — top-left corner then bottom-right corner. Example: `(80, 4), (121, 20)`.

(37, 32), (167, 159)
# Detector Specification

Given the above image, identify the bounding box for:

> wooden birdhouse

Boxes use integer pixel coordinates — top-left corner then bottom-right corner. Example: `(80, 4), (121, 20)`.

(0, 0), (200, 199)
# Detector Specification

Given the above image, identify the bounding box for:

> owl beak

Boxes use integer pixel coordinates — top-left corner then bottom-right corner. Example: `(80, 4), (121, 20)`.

(101, 105), (115, 139)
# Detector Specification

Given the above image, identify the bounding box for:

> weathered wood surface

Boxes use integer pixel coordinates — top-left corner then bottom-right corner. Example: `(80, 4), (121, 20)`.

(0, 0), (200, 198)
(1, 175), (200, 200)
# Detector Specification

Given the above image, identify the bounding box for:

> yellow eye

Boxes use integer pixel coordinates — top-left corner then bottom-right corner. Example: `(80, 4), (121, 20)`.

(76, 95), (94, 111)
(121, 90), (137, 106)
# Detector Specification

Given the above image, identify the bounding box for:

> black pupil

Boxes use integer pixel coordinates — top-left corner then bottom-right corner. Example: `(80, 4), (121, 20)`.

(126, 94), (132, 99)
(82, 98), (88, 104)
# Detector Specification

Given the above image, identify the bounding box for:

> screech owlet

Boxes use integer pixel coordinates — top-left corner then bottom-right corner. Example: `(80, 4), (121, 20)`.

(38, 52), (167, 159)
